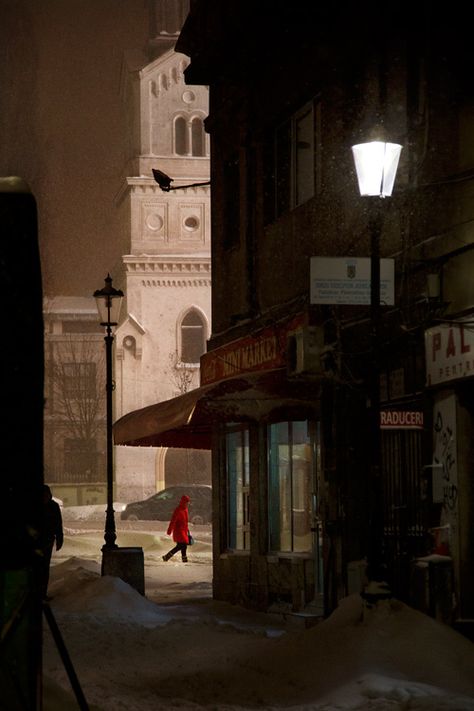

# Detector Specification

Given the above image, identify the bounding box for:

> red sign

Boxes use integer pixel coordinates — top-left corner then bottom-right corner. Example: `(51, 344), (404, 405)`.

(380, 410), (424, 429)
(200, 313), (306, 386)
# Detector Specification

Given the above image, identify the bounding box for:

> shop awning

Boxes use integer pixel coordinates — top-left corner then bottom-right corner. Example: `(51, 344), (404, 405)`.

(113, 369), (320, 450)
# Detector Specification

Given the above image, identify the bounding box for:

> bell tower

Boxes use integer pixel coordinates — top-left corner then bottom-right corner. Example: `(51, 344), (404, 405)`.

(115, 2), (211, 502)
(148, 0), (191, 59)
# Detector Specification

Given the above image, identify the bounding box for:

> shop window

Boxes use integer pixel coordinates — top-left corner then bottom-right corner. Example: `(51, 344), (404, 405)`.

(226, 425), (250, 551)
(180, 310), (206, 364)
(267, 420), (313, 553)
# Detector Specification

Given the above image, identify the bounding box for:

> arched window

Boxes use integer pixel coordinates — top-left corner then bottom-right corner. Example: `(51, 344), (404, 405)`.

(175, 116), (187, 155)
(181, 310), (205, 364)
(191, 117), (205, 156)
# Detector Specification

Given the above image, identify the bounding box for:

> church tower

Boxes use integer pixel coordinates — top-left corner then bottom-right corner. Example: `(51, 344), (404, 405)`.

(115, 2), (211, 502)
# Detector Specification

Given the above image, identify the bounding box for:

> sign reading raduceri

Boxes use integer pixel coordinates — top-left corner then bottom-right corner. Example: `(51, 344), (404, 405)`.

(380, 410), (424, 429)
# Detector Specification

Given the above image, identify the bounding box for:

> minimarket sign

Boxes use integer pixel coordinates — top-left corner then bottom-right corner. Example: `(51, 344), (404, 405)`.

(200, 313), (305, 386)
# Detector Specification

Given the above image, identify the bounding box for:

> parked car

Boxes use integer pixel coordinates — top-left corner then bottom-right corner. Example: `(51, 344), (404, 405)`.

(120, 484), (212, 525)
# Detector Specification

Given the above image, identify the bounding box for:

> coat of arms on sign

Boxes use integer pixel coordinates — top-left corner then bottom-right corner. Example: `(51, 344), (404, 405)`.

(347, 264), (356, 279)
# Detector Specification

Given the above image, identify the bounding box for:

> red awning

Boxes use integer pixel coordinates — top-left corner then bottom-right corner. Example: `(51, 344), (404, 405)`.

(113, 369), (320, 449)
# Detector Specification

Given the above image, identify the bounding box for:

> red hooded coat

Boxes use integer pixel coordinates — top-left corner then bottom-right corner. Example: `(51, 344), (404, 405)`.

(167, 495), (190, 543)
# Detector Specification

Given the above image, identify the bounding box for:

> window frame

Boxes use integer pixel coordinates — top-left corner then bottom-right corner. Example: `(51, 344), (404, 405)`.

(225, 423), (251, 552)
(63, 437), (98, 482)
(267, 419), (317, 555)
(179, 309), (206, 366)
(265, 98), (320, 224)
(173, 113), (208, 157)
(62, 361), (97, 400)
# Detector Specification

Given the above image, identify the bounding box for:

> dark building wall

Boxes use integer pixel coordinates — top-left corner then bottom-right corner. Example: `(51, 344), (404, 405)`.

(456, 387), (474, 619)
(179, 1), (474, 620)
(0, 182), (43, 709)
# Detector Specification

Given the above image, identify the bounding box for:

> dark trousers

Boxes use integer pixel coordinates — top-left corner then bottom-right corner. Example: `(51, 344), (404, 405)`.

(165, 542), (187, 560)
(39, 543), (54, 598)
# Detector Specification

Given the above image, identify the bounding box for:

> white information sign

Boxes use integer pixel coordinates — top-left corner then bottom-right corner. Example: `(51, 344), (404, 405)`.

(425, 321), (474, 386)
(310, 256), (395, 306)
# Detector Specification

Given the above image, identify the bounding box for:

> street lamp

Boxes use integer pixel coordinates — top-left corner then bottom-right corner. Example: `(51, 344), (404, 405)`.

(152, 168), (211, 192)
(94, 274), (124, 551)
(351, 140), (402, 593)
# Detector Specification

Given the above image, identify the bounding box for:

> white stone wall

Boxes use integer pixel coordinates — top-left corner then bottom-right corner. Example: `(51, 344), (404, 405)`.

(139, 52), (209, 158)
(114, 46), (211, 504)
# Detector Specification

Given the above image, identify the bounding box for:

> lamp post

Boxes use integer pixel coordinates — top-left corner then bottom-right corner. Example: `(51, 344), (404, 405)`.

(351, 140), (402, 589)
(152, 168), (210, 192)
(94, 274), (124, 552)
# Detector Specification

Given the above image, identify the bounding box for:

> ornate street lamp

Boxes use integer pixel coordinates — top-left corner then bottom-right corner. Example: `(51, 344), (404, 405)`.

(94, 274), (124, 552)
(351, 140), (402, 593)
(152, 168), (210, 192)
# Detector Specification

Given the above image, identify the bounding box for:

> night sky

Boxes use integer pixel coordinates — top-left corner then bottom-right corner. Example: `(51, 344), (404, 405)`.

(0, 0), (151, 296)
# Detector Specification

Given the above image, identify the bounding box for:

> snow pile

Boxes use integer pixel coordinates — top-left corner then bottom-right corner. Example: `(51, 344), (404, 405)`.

(52, 573), (172, 627)
(42, 536), (474, 711)
(61, 503), (125, 522)
(251, 594), (474, 709)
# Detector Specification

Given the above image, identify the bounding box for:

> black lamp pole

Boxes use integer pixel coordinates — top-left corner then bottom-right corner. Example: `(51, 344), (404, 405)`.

(351, 139), (402, 596)
(94, 274), (124, 552)
(103, 317), (116, 549)
(367, 204), (384, 582)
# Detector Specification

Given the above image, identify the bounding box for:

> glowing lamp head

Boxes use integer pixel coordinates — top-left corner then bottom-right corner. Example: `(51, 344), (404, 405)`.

(351, 141), (402, 197)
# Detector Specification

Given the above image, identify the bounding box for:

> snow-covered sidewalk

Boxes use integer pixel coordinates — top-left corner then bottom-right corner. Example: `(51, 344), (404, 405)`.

(43, 521), (474, 710)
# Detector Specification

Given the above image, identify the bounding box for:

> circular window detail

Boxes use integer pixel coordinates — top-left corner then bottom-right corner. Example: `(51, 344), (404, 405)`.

(183, 215), (199, 231)
(145, 213), (163, 231)
(124, 336), (135, 349)
(182, 90), (195, 104)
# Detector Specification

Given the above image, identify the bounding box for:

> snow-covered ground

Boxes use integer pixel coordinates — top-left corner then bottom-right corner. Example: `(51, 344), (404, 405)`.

(42, 506), (474, 710)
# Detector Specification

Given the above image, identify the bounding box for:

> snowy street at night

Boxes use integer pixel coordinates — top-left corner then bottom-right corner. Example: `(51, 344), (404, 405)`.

(42, 507), (474, 711)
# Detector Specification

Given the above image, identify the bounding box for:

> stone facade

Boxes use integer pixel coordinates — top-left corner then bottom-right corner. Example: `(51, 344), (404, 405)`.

(114, 47), (211, 503)
(43, 296), (107, 506)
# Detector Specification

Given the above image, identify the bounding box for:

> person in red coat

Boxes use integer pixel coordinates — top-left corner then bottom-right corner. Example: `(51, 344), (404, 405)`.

(162, 494), (191, 562)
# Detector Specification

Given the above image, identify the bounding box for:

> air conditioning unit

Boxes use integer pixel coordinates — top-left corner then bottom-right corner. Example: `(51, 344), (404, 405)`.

(287, 326), (325, 377)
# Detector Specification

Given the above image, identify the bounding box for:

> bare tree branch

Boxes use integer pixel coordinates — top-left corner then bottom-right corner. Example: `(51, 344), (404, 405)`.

(168, 351), (198, 394)
(46, 335), (106, 443)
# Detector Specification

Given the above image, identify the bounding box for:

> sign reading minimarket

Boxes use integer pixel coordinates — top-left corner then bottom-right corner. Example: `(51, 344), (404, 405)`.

(310, 256), (395, 306)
